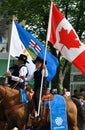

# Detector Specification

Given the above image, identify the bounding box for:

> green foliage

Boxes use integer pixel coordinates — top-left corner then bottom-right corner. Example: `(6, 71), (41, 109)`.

(60, 57), (66, 70)
(0, 0), (84, 41)
(0, 0), (85, 89)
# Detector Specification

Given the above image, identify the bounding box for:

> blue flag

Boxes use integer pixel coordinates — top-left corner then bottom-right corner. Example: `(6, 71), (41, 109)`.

(14, 20), (59, 81)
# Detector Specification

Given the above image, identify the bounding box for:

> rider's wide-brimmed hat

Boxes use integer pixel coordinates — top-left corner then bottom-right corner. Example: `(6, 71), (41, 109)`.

(16, 54), (29, 63)
(33, 56), (46, 64)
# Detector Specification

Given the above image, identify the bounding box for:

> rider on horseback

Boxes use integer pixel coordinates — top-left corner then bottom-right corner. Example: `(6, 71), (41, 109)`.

(6, 54), (29, 90)
(32, 56), (48, 116)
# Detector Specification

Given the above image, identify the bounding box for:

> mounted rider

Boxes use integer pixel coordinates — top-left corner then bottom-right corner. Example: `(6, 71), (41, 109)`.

(33, 56), (48, 112)
(6, 54), (28, 90)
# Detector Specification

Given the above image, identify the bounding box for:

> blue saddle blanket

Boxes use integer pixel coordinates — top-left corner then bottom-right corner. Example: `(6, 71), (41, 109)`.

(20, 89), (28, 103)
(50, 94), (68, 130)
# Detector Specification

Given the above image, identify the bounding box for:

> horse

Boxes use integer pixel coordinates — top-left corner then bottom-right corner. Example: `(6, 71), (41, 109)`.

(71, 97), (85, 130)
(30, 95), (85, 130)
(0, 85), (33, 130)
(0, 85), (85, 130)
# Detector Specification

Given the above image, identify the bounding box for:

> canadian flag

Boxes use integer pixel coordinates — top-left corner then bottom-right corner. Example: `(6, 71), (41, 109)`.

(47, 2), (85, 74)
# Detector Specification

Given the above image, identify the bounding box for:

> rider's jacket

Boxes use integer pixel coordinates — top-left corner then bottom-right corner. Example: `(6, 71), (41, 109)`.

(8, 65), (28, 89)
(33, 68), (48, 91)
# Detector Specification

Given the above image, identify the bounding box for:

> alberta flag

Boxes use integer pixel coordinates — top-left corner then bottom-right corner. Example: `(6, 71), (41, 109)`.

(47, 2), (85, 74)
(10, 20), (59, 81)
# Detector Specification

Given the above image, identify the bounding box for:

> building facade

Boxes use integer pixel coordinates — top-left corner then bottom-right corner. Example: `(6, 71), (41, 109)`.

(70, 65), (85, 95)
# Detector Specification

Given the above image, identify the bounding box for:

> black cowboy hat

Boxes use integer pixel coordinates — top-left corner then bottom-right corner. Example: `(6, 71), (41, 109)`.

(33, 56), (46, 64)
(16, 54), (29, 63)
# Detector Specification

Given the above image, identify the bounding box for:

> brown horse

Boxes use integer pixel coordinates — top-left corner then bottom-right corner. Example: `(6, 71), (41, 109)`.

(71, 97), (85, 130)
(0, 85), (85, 130)
(0, 85), (33, 130)
(31, 95), (85, 130)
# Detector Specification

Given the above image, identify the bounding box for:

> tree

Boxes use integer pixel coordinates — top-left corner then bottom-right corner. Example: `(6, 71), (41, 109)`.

(0, 0), (85, 91)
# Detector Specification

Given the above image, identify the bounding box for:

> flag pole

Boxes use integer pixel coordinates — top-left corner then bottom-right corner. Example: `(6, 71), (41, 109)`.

(37, 1), (53, 117)
(7, 21), (13, 72)
(5, 17), (15, 84)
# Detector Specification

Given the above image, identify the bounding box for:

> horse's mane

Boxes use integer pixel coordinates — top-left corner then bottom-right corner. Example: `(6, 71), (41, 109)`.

(0, 85), (20, 100)
(0, 85), (19, 92)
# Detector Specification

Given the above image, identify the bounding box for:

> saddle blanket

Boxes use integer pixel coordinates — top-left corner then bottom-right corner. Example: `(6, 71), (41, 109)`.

(50, 94), (68, 130)
(20, 89), (28, 103)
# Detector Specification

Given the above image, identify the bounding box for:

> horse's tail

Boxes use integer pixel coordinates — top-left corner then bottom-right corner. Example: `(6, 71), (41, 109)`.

(72, 97), (85, 130)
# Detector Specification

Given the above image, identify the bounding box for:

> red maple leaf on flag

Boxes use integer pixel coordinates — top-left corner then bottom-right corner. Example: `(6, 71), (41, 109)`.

(59, 28), (81, 49)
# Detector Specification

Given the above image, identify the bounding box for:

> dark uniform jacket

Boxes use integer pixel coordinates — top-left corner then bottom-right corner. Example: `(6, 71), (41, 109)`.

(8, 65), (27, 89)
(34, 69), (47, 92)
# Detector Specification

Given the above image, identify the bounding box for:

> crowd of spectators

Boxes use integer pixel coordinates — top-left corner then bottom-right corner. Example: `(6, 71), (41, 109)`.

(71, 88), (85, 110)
(51, 87), (85, 110)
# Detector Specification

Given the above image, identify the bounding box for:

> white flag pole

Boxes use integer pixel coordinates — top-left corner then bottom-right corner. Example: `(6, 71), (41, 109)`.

(37, 2), (53, 117)
(5, 19), (14, 84)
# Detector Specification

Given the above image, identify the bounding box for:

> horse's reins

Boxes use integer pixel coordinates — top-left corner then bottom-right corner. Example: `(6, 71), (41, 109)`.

(12, 79), (21, 89)
(12, 76), (25, 89)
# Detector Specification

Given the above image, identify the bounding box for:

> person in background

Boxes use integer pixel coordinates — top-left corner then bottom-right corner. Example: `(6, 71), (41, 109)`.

(51, 88), (57, 95)
(0, 47), (6, 53)
(62, 88), (67, 96)
(6, 54), (28, 90)
(71, 89), (79, 99)
(78, 95), (85, 110)
(62, 88), (71, 98)
(33, 56), (48, 113)
(79, 88), (85, 98)
(42, 88), (54, 101)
